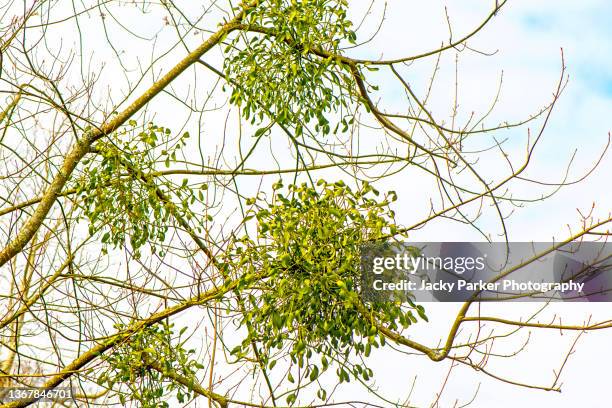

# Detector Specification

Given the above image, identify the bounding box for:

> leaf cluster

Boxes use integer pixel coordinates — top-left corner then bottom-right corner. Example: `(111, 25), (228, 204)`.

(225, 0), (356, 137)
(98, 323), (202, 407)
(75, 122), (197, 257)
(226, 180), (427, 399)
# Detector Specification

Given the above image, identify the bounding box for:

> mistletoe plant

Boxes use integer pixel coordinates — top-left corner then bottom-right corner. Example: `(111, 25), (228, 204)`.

(224, 0), (357, 138)
(225, 180), (427, 404)
(74, 122), (205, 257)
(97, 322), (203, 408)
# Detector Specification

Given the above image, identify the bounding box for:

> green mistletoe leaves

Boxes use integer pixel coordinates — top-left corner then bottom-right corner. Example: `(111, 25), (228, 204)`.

(226, 181), (427, 399)
(98, 323), (202, 408)
(225, 0), (357, 137)
(75, 122), (198, 257)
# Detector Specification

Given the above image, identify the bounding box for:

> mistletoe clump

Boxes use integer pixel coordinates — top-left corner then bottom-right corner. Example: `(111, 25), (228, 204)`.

(228, 180), (426, 401)
(98, 323), (202, 408)
(225, 0), (356, 137)
(75, 122), (198, 256)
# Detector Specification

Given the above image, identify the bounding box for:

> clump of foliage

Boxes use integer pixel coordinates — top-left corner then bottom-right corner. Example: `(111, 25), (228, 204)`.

(75, 122), (202, 256)
(225, 0), (357, 137)
(98, 323), (202, 408)
(226, 180), (426, 403)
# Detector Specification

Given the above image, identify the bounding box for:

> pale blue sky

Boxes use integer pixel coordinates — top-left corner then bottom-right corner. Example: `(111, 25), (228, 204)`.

(342, 3), (612, 407)
(345, 1), (612, 244)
